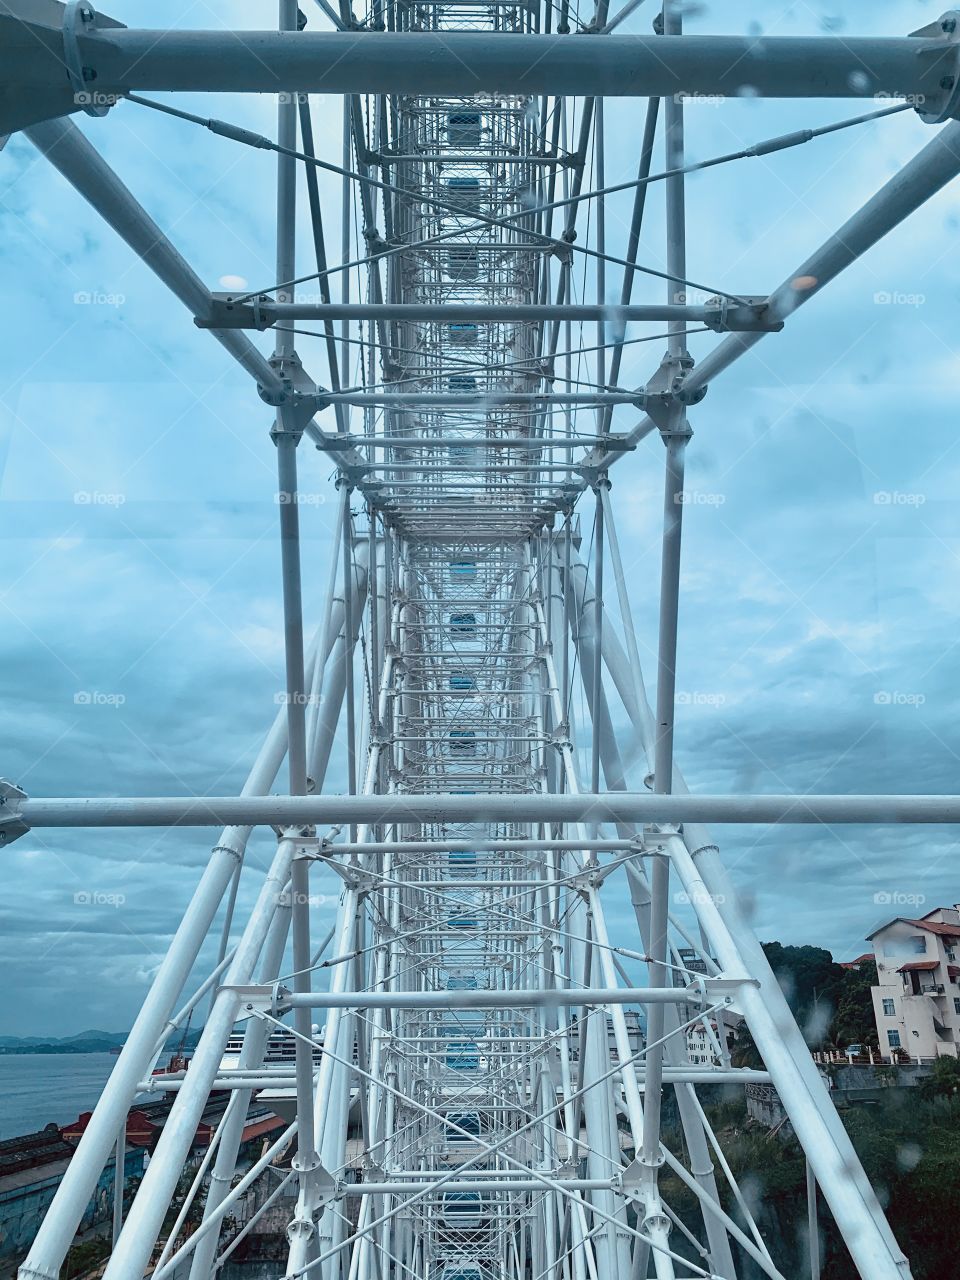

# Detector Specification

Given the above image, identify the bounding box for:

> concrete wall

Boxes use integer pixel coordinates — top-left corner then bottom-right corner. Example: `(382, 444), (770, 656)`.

(0, 1147), (145, 1265)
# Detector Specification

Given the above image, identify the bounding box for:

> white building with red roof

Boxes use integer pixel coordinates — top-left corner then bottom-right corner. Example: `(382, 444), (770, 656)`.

(867, 907), (960, 1061)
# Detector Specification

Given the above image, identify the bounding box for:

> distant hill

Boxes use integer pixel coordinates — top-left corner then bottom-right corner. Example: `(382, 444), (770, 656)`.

(0, 1028), (203, 1055)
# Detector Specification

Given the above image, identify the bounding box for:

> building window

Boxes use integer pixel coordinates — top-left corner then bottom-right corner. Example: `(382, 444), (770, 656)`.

(882, 998), (896, 1016)
(954, 998), (960, 1016)
(910, 935), (927, 954)
(887, 1030), (901, 1049)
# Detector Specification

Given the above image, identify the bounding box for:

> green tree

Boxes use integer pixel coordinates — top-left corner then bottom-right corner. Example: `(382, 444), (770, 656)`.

(917, 1054), (960, 1102)
(830, 959), (879, 1049)
(761, 941), (846, 1046)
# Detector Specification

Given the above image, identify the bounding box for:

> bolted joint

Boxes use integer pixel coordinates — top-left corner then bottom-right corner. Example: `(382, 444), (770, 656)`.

(620, 1156), (667, 1206)
(573, 463), (602, 488)
(285, 833), (320, 859)
(270, 418), (303, 445)
(643, 821), (680, 843)
(314, 431), (358, 453)
(264, 352), (326, 423)
(286, 1216), (316, 1242)
(658, 417), (694, 443)
(0, 779), (29, 847)
(597, 432), (636, 454)
(258, 380), (290, 408)
(910, 12), (960, 122)
(674, 379), (708, 407)
(642, 1207), (672, 1236)
(63, 2), (118, 119)
(362, 225), (389, 253)
(643, 350), (700, 428)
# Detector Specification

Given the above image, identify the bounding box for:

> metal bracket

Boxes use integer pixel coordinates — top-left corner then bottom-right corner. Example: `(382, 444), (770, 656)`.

(231, 983), (290, 1017)
(702, 973), (760, 1012)
(711, 295), (783, 334)
(640, 821), (679, 857)
(286, 835), (322, 860)
(288, 1158), (337, 1209)
(266, 351), (325, 423)
(572, 462), (604, 488)
(63, 2), (114, 117)
(548, 239), (574, 266)
(564, 861), (604, 893)
(643, 352), (700, 429)
(0, 780), (28, 847)
(596, 433), (636, 454)
(200, 292), (273, 330)
(325, 862), (380, 894)
(620, 1154), (664, 1193)
(362, 226), (390, 255)
(338, 463), (373, 487)
(313, 432), (359, 453)
(910, 12), (960, 122)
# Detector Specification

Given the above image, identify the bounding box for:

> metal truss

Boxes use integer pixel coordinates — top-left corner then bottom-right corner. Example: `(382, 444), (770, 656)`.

(8, 0), (960, 1278)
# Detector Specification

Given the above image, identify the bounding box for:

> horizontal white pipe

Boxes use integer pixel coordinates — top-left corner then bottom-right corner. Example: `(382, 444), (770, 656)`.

(12, 789), (960, 829)
(238, 984), (702, 1009)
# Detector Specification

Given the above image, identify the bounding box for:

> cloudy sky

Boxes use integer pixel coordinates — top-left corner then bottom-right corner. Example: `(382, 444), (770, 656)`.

(2, 0), (960, 1036)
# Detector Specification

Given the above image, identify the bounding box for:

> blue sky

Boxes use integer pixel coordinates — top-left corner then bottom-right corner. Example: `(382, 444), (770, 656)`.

(2, 0), (960, 1035)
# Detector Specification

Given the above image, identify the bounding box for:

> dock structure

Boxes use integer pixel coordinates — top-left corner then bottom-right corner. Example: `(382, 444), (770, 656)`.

(5, 0), (960, 1277)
